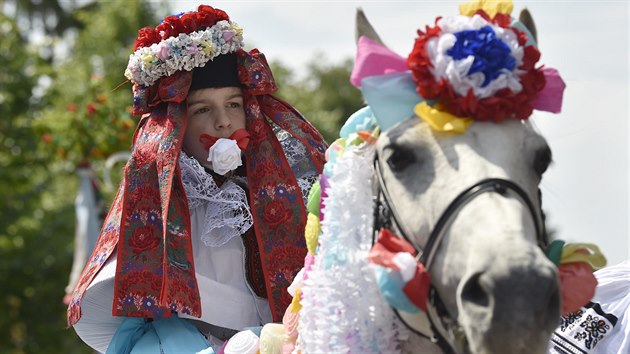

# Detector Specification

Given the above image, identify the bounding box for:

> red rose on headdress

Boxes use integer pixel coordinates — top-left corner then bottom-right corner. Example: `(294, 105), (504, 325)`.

(180, 12), (199, 33)
(196, 5), (218, 28)
(129, 226), (161, 253)
(134, 26), (161, 50)
(158, 16), (186, 39)
(214, 8), (230, 22)
(262, 200), (292, 227)
(156, 22), (174, 40)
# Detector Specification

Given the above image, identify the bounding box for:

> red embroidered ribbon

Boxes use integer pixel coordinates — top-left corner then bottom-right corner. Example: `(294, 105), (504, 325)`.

(199, 128), (251, 150)
(68, 48), (326, 326)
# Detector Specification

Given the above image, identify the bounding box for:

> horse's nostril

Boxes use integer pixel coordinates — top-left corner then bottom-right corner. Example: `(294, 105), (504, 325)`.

(461, 273), (489, 307)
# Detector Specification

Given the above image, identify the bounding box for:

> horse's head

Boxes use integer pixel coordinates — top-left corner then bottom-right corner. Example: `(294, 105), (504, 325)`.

(376, 118), (558, 353)
(357, 4), (563, 353)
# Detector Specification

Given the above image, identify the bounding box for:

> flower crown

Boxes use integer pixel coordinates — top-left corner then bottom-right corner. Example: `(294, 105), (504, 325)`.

(124, 5), (244, 87)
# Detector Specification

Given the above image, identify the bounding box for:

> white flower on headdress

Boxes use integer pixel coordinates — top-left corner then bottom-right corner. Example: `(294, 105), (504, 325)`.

(207, 138), (242, 175)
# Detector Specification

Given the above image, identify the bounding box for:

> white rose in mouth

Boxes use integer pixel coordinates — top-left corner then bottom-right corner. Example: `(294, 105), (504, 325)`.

(207, 138), (242, 175)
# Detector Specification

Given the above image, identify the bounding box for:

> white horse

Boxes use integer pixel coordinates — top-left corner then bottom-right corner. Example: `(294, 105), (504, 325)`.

(293, 7), (561, 354)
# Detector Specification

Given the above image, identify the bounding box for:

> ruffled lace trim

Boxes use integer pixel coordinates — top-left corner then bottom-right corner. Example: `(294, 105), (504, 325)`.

(179, 153), (253, 247)
(179, 123), (319, 248)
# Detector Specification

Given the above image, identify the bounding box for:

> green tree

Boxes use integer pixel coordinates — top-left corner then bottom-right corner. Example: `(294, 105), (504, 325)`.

(1, 1), (161, 352)
(272, 55), (365, 143)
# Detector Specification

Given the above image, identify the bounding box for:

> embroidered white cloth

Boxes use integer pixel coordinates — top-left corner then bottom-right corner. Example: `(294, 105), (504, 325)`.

(548, 260), (630, 354)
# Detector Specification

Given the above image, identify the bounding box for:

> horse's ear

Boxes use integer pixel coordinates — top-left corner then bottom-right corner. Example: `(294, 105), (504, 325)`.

(519, 8), (538, 43)
(355, 8), (385, 46)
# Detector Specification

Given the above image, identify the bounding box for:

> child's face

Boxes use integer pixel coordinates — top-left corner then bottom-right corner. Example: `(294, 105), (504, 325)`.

(183, 86), (246, 166)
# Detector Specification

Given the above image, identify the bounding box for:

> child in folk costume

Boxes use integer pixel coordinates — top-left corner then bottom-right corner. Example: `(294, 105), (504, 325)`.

(67, 5), (326, 353)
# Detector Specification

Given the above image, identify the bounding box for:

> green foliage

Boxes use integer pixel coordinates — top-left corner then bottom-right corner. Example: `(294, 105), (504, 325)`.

(272, 55), (365, 144)
(1, 1), (162, 353)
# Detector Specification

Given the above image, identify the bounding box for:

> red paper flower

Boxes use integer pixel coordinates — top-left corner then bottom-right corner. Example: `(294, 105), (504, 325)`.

(134, 26), (161, 50)
(180, 12), (198, 33)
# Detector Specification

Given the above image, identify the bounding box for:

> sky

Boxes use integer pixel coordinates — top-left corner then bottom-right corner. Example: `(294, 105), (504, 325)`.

(169, 0), (629, 266)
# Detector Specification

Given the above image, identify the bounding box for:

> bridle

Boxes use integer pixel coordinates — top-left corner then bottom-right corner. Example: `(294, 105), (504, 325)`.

(372, 151), (548, 353)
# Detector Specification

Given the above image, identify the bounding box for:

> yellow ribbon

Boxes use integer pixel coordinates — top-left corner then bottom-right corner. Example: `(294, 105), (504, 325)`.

(289, 288), (303, 313)
(304, 213), (320, 255)
(460, 0), (514, 18)
(414, 102), (473, 133)
(560, 243), (607, 271)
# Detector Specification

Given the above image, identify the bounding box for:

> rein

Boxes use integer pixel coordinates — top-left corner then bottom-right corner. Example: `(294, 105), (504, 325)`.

(372, 152), (548, 353)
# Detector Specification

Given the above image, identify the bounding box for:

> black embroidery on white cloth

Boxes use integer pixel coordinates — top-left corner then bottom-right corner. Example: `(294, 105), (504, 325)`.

(549, 302), (618, 354)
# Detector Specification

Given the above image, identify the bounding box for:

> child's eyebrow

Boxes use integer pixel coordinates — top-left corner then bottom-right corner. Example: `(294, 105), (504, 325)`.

(187, 93), (243, 107)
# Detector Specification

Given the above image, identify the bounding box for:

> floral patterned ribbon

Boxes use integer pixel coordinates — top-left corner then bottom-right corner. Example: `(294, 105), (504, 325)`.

(68, 48), (326, 326)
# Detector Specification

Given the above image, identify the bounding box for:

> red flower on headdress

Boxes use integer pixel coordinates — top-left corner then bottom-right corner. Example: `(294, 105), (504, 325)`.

(157, 16), (186, 40)
(165, 16), (186, 34)
(134, 26), (161, 50)
(180, 12), (199, 33)
(156, 21), (175, 40)
(196, 5), (218, 28)
(214, 8), (230, 22)
(262, 200), (292, 227)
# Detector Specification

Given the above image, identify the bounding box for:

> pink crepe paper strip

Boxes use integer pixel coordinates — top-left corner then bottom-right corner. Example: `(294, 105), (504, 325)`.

(531, 68), (566, 113)
(350, 36), (408, 88)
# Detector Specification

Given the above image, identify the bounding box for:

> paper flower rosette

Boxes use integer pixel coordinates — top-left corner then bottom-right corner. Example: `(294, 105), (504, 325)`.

(408, 9), (545, 123)
(351, 0), (566, 133)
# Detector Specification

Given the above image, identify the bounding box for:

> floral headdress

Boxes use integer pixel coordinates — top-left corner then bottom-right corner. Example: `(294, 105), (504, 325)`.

(124, 5), (243, 87)
(68, 5), (327, 328)
(351, 0), (566, 133)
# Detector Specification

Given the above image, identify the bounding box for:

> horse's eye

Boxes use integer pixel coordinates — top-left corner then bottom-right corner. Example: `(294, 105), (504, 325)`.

(386, 147), (416, 172)
(533, 146), (552, 176)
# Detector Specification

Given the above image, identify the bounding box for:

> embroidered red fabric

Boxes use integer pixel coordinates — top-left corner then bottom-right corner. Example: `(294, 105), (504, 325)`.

(67, 49), (326, 326)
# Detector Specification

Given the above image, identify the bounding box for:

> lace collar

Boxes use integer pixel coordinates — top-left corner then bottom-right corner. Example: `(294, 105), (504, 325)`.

(179, 153), (252, 247)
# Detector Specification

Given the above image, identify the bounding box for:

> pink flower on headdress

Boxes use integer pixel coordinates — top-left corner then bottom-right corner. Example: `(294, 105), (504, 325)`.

(186, 45), (199, 56)
(156, 42), (170, 61)
(223, 30), (235, 41)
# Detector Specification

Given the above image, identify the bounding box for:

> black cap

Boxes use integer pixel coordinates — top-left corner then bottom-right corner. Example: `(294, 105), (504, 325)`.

(190, 53), (241, 90)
